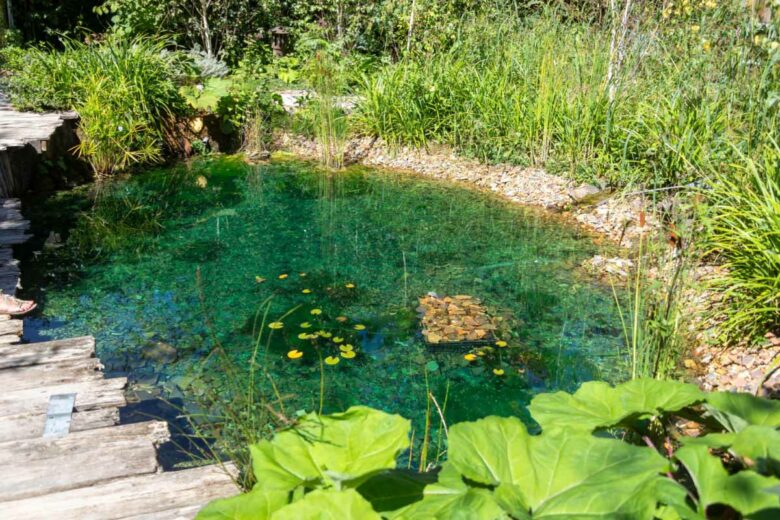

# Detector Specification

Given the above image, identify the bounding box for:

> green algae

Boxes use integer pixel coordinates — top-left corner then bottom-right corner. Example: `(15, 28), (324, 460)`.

(21, 155), (625, 426)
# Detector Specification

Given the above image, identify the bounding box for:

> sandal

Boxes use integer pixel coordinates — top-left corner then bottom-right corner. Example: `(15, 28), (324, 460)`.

(0, 293), (37, 316)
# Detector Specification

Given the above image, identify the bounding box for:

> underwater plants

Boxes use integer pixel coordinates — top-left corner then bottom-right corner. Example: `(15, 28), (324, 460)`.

(197, 379), (780, 519)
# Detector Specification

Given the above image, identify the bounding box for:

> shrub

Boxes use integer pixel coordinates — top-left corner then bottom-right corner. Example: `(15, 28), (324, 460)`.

(196, 379), (780, 519)
(2, 35), (188, 175)
(703, 143), (780, 343)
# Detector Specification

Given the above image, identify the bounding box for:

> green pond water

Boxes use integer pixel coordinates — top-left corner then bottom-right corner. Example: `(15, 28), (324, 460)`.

(21, 156), (625, 428)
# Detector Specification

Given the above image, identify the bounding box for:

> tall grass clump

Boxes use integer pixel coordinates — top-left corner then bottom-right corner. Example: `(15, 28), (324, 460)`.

(2, 36), (187, 176)
(356, 5), (777, 189)
(704, 143), (780, 343)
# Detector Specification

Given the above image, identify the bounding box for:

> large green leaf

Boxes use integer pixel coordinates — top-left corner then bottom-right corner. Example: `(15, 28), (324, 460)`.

(529, 379), (704, 433)
(271, 489), (381, 520)
(195, 488), (289, 520)
(388, 462), (508, 520)
(683, 425), (780, 476)
(250, 406), (410, 492)
(676, 444), (780, 517)
(704, 391), (780, 432)
(448, 416), (669, 518)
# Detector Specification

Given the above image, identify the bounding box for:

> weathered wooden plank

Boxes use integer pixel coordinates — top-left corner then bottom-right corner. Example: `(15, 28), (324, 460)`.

(0, 407), (120, 442)
(0, 463), (237, 520)
(0, 357), (104, 391)
(0, 219), (29, 230)
(0, 333), (20, 345)
(0, 318), (22, 336)
(0, 230), (31, 245)
(0, 376), (127, 417)
(0, 420), (170, 502)
(0, 336), (95, 368)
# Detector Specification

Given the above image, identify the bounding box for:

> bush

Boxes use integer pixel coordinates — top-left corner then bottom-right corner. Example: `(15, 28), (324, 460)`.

(703, 143), (780, 343)
(196, 379), (780, 519)
(1, 36), (188, 175)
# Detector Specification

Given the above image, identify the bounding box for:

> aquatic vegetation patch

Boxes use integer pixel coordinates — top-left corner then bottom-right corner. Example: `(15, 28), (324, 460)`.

(23, 156), (624, 430)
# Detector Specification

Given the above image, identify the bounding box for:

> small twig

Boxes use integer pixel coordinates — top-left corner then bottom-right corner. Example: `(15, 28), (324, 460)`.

(428, 392), (448, 438)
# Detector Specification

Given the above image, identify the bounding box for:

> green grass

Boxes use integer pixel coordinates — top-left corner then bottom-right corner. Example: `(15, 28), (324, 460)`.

(704, 143), (780, 343)
(354, 7), (776, 189)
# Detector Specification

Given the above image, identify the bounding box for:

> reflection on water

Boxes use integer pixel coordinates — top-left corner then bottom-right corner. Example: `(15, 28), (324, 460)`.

(20, 156), (625, 427)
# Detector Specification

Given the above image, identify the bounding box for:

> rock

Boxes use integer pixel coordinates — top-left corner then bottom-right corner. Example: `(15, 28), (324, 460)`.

(568, 183), (601, 203)
(141, 341), (178, 364)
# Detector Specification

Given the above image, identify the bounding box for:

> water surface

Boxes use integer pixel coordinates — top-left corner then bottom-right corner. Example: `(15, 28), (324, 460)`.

(21, 156), (624, 427)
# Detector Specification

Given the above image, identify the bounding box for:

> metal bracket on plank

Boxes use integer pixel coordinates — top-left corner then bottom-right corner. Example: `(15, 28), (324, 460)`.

(43, 393), (76, 438)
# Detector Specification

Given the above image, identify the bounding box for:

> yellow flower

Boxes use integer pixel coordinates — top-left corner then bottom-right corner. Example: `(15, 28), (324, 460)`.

(325, 356), (340, 365)
(495, 340), (507, 348)
(354, 324), (366, 331)
(196, 175), (208, 188)
(317, 330), (332, 338)
(345, 283), (355, 289)
(311, 308), (322, 315)
(770, 41), (780, 50)
(255, 276), (266, 283)
(268, 322), (284, 330)
(333, 337), (344, 343)
(278, 274), (288, 280)
(287, 350), (303, 359)
(464, 353), (477, 362)
(341, 350), (356, 359)
(690, 24), (699, 34)
(340, 344), (354, 352)
(300, 322), (311, 328)
(493, 368), (505, 376)
(302, 289), (312, 294)
(702, 39), (711, 52)
(299, 272), (307, 277)
(335, 316), (348, 323)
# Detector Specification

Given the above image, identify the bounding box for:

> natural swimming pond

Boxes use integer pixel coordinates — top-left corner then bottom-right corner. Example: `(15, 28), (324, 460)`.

(20, 156), (624, 429)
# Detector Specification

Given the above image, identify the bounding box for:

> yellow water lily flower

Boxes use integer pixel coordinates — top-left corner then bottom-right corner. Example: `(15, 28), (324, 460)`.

(341, 350), (356, 359)
(302, 289), (312, 294)
(195, 175), (208, 188)
(300, 322), (311, 328)
(464, 353), (477, 362)
(311, 308), (322, 315)
(345, 283), (355, 289)
(495, 340), (507, 348)
(325, 356), (340, 365)
(268, 322), (284, 330)
(335, 316), (348, 323)
(339, 344), (354, 352)
(317, 330), (332, 338)
(278, 274), (288, 280)
(354, 324), (366, 331)
(287, 350), (303, 359)
(255, 276), (266, 283)
(493, 368), (505, 376)
(332, 336), (344, 343)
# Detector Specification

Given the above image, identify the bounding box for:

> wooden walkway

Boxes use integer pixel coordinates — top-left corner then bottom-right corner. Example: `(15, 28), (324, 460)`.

(0, 199), (237, 518)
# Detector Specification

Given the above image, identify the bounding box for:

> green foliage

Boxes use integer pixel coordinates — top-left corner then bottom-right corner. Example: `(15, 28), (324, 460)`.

(356, 6), (778, 188)
(1, 35), (187, 175)
(198, 380), (780, 519)
(703, 143), (780, 343)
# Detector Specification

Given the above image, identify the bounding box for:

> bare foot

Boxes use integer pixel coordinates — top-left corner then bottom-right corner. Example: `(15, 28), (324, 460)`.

(0, 294), (37, 315)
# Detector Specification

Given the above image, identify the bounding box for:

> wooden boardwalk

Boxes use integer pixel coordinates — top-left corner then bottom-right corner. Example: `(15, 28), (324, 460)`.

(0, 201), (238, 518)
